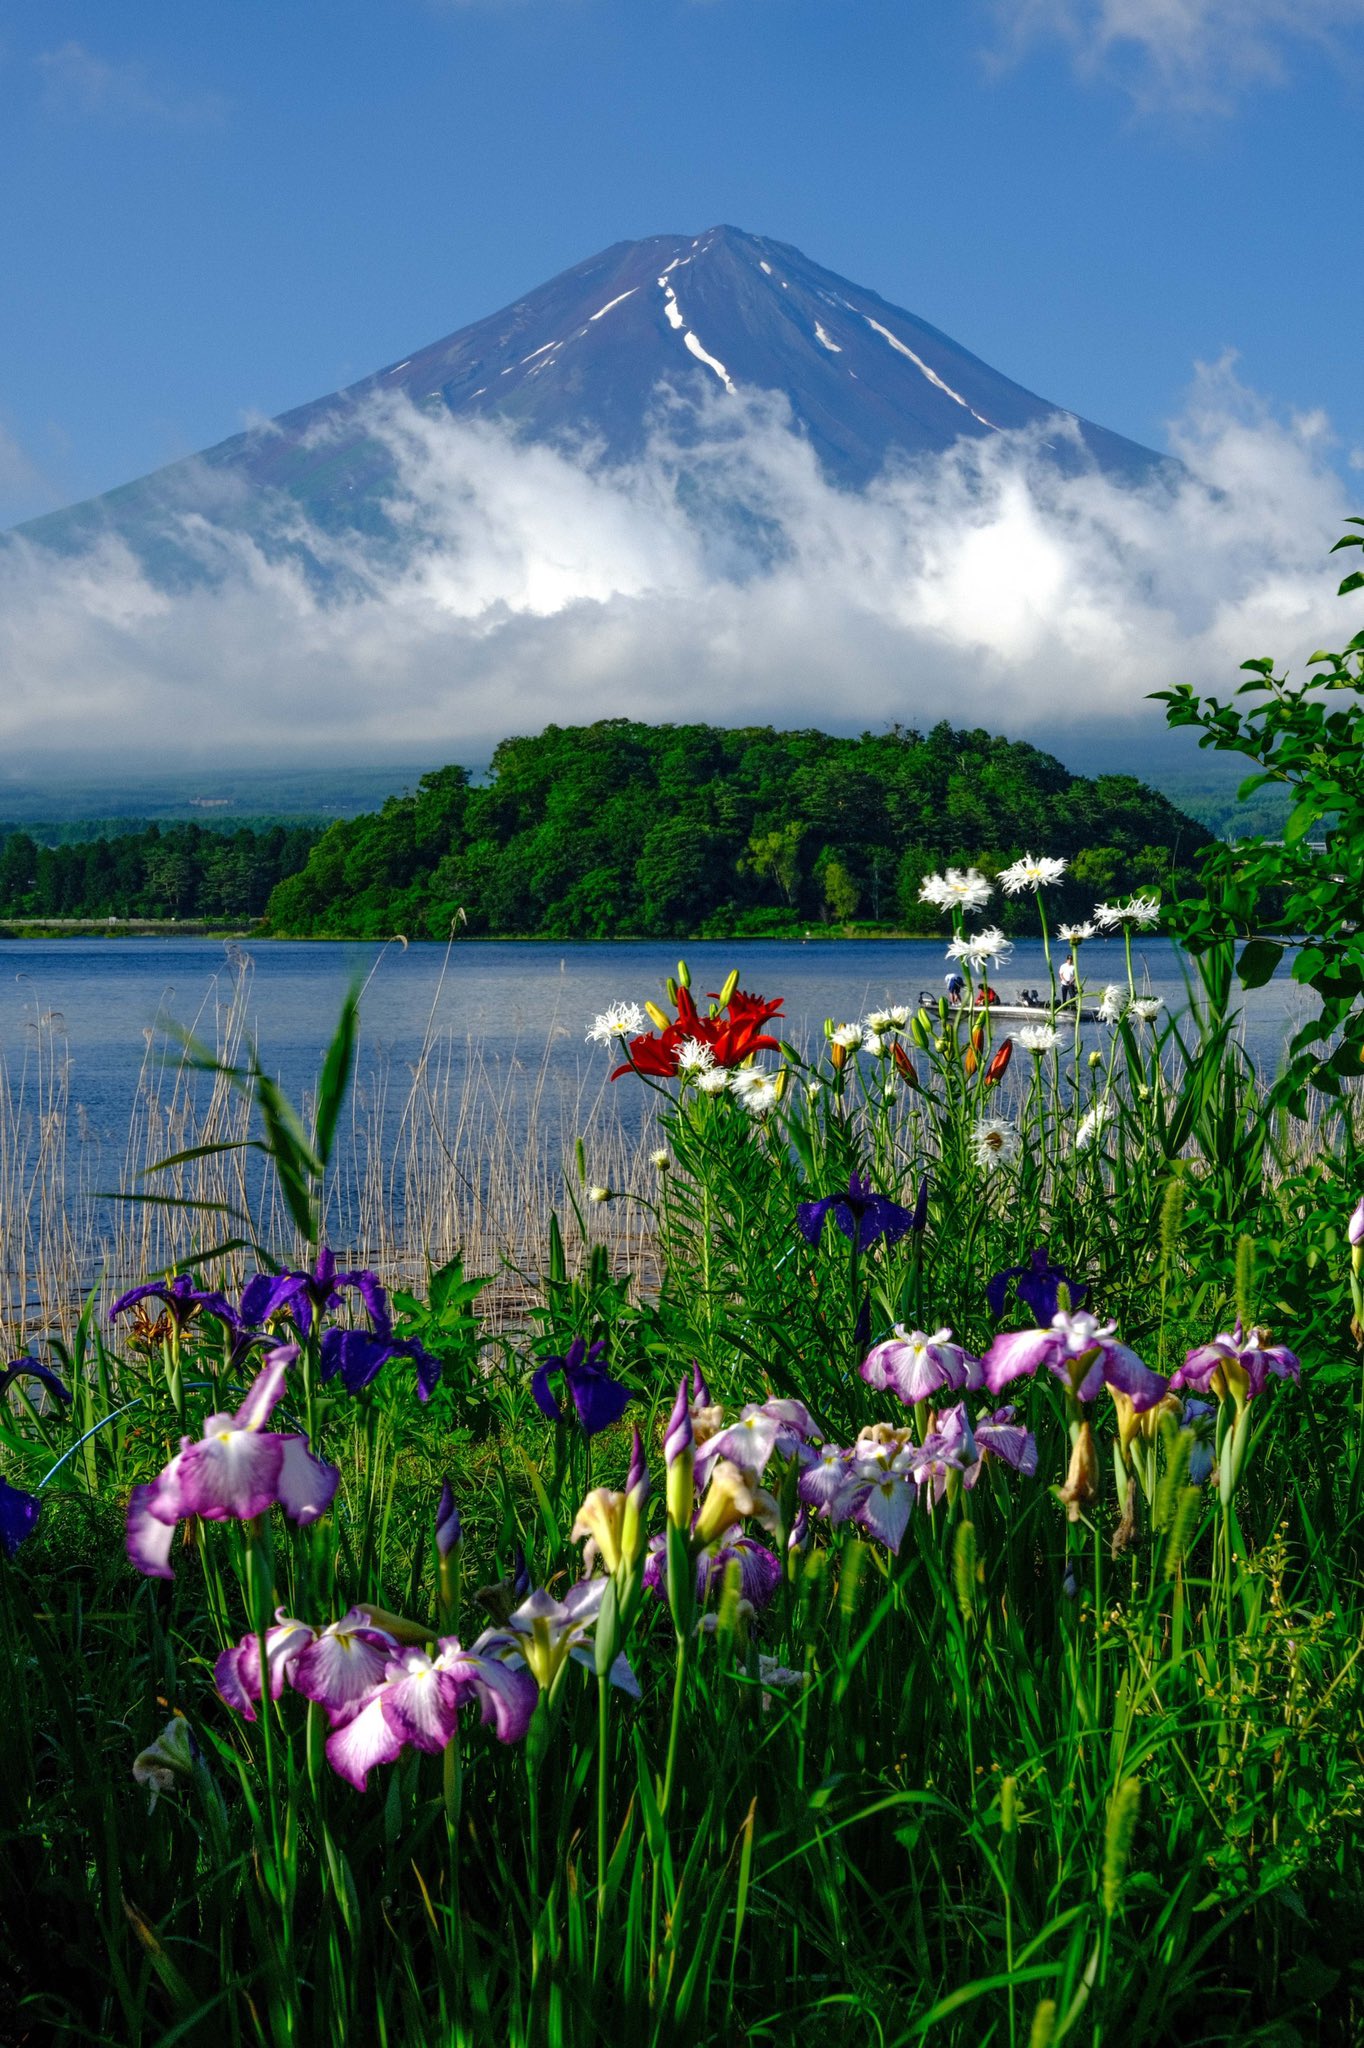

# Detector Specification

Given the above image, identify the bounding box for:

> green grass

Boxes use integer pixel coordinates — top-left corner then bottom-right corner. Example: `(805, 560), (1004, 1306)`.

(1, 943), (1362, 2046)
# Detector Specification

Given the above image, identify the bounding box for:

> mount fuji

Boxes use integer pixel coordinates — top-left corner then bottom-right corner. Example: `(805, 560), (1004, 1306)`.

(14, 225), (1164, 574)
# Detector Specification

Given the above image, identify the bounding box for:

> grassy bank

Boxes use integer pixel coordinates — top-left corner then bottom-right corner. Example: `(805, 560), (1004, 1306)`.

(0, 920), (1360, 2044)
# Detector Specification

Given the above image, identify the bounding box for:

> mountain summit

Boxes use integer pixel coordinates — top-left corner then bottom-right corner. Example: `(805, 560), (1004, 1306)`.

(16, 225), (1162, 564)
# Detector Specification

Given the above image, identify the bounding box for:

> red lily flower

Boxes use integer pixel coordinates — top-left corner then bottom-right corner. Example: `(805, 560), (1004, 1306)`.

(611, 983), (784, 1080)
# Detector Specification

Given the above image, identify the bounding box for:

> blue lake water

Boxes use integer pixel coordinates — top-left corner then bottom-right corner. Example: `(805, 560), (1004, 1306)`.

(0, 932), (1307, 1142)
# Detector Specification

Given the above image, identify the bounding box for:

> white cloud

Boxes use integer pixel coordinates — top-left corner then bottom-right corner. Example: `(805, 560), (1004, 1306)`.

(996, 0), (1364, 111)
(0, 361), (1352, 778)
(34, 43), (227, 128)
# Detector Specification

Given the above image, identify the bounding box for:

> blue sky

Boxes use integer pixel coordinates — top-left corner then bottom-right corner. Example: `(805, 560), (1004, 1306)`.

(3, 0), (1363, 522)
(1, 1), (1362, 780)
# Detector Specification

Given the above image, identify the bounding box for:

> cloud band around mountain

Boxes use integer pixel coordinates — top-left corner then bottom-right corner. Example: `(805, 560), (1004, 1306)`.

(0, 360), (1349, 779)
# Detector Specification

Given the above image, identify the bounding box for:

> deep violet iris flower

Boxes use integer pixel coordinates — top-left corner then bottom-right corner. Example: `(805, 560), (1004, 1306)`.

(797, 1174), (917, 1251)
(126, 1345), (340, 1579)
(643, 1529), (783, 1610)
(981, 1310), (1168, 1409)
(0, 1479), (41, 1559)
(987, 1246), (1088, 1324)
(110, 1273), (239, 1334)
(319, 1324), (443, 1402)
(1, 1357), (71, 1408)
(531, 1338), (631, 1438)
(240, 1248), (389, 1339)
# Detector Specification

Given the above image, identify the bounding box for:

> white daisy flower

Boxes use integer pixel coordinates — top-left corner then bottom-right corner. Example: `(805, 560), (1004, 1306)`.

(587, 1185), (612, 1204)
(650, 1148), (670, 1171)
(919, 867), (993, 914)
(1094, 895), (1160, 931)
(586, 1000), (646, 1045)
(946, 926), (1013, 969)
(730, 1069), (783, 1117)
(694, 1068), (730, 1095)
(675, 1038), (717, 1075)
(998, 854), (1067, 894)
(1098, 985), (1126, 1025)
(1075, 1099), (1114, 1153)
(1018, 1023), (1061, 1055)
(971, 1117), (1021, 1172)
(886, 1004), (912, 1027)
(829, 1023), (864, 1049)
(1057, 922), (1095, 944)
(863, 1009), (895, 1032)
(1128, 997), (1164, 1024)
(863, 1031), (887, 1057)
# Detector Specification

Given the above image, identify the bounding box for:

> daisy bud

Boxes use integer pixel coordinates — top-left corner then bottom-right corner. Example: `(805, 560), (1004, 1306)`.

(651, 1148), (670, 1171)
(587, 1185), (611, 1205)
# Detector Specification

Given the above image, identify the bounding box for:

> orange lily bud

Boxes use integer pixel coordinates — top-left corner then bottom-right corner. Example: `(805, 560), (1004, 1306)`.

(891, 1043), (920, 1090)
(983, 1038), (1014, 1086)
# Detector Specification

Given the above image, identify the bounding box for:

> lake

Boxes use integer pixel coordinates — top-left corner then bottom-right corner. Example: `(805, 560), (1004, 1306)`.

(0, 931), (1308, 1138)
(0, 934), (1309, 1325)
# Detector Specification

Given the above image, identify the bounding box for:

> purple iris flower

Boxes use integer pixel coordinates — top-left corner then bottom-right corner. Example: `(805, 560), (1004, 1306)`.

(319, 1325), (442, 1403)
(110, 1274), (239, 1334)
(240, 1249), (389, 1339)
(694, 1398), (819, 1485)
(971, 1406), (1039, 1483)
(531, 1338), (631, 1438)
(126, 1345), (341, 1579)
(215, 1607), (400, 1723)
(1, 1357), (71, 1408)
(643, 1529), (783, 1610)
(325, 1635), (539, 1791)
(1169, 1323), (1300, 1404)
(861, 1327), (979, 1406)
(1, 1479), (41, 1559)
(980, 1310), (1168, 1410)
(797, 1174), (917, 1251)
(987, 1246), (1088, 1324)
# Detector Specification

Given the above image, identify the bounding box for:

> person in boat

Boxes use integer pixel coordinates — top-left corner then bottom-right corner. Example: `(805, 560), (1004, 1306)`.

(1058, 958), (1077, 999)
(974, 984), (999, 1006)
(945, 973), (964, 1006)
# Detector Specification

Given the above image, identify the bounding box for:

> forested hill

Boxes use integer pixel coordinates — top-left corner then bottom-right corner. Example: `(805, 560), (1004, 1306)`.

(264, 721), (1208, 942)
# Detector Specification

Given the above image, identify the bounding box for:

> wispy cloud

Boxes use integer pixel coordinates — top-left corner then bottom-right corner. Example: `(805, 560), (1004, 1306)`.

(994, 0), (1364, 112)
(0, 362), (1350, 776)
(34, 42), (227, 128)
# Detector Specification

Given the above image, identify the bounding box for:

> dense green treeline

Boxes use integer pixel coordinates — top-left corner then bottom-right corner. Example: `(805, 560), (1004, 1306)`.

(0, 821), (319, 922)
(265, 719), (1209, 940)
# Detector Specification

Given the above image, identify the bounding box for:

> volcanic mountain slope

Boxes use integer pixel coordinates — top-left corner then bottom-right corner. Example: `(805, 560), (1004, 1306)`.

(14, 225), (1164, 569)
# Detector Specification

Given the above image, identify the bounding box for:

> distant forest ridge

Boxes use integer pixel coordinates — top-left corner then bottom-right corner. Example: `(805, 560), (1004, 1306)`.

(0, 821), (318, 923)
(263, 719), (1211, 942)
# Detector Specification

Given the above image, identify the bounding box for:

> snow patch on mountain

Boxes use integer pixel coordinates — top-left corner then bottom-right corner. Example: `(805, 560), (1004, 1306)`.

(683, 330), (737, 394)
(863, 317), (997, 430)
